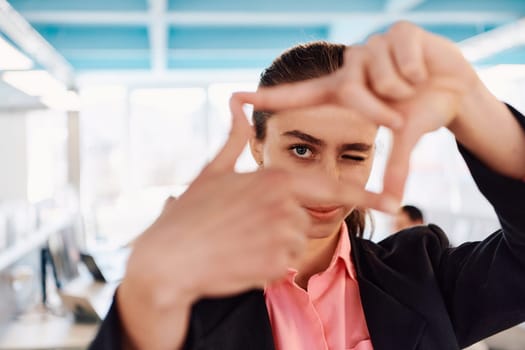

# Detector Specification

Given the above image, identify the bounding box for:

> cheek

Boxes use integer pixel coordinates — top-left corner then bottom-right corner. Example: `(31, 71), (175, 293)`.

(340, 163), (373, 186)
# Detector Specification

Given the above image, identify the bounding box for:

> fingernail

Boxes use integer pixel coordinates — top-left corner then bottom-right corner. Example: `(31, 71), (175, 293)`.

(381, 196), (401, 214)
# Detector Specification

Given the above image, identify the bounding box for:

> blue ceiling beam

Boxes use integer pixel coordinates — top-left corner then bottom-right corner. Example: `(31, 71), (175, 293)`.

(413, 0), (525, 13)
(68, 56), (151, 70)
(7, 0), (148, 11)
(168, 26), (329, 50)
(12, 0), (525, 14)
(32, 24), (150, 50)
(168, 56), (275, 70)
(7, 0), (525, 71)
(168, 0), (387, 12)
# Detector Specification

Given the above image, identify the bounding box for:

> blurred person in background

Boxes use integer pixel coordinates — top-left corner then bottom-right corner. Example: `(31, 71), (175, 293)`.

(393, 204), (424, 232)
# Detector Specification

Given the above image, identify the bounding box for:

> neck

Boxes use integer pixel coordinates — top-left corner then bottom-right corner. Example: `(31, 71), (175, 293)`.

(293, 224), (343, 290)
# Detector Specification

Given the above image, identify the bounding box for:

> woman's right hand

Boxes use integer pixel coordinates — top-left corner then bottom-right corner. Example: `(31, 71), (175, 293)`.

(116, 98), (395, 350)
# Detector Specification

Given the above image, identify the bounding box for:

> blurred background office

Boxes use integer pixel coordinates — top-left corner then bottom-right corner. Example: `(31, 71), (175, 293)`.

(0, 0), (525, 349)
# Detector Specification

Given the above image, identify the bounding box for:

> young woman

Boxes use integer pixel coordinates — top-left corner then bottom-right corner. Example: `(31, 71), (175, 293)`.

(90, 22), (525, 350)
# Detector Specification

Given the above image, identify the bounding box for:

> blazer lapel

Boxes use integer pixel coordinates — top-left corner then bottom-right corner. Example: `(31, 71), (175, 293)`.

(357, 277), (427, 350)
(350, 234), (426, 350)
(191, 235), (427, 350)
(190, 290), (275, 350)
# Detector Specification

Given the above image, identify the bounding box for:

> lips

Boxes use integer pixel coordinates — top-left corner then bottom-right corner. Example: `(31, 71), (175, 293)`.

(304, 206), (343, 221)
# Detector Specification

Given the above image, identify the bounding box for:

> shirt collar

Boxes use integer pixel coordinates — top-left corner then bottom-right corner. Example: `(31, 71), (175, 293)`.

(269, 223), (357, 288)
(330, 222), (356, 280)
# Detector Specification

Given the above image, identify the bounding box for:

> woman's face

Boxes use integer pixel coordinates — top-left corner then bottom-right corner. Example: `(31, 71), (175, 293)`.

(250, 105), (378, 239)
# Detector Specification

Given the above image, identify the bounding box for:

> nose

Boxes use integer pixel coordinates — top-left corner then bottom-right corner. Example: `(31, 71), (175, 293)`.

(321, 158), (341, 182)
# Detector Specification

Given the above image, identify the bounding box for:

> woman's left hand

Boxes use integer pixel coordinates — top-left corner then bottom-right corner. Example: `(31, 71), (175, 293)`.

(233, 21), (483, 201)
(354, 21), (480, 199)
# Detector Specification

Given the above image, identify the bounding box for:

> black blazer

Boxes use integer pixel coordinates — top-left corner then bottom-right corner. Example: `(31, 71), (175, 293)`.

(90, 105), (525, 350)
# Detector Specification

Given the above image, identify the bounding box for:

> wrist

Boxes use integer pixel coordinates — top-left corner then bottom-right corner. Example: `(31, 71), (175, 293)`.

(125, 252), (198, 311)
(445, 76), (525, 179)
(117, 278), (193, 350)
(447, 76), (490, 140)
(126, 226), (202, 309)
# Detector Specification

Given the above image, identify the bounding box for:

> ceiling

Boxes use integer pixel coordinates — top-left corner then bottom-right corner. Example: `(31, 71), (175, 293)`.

(4, 0), (525, 74)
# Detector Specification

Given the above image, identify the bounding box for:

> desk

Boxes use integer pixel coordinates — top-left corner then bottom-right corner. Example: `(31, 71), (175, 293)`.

(0, 279), (117, 350)
(0, 312), (98, 350)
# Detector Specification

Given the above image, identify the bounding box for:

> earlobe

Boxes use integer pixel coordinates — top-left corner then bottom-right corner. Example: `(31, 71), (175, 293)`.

(249, 138), (264, 166)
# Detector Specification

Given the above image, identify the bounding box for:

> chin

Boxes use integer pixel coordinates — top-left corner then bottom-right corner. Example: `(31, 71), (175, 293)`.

(305, 220), (343, 239)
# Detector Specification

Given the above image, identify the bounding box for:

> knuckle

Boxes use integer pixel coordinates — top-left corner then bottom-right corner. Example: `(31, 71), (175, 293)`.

(399, 62), (423, 80)
(372, 78), (398, 96)
(267, 220), (295, 243)
(344, 45), (366, 63)
(269, 205), (299, 229)
(390, 20), (416, 35)
(337, 80), (360, 101)
(266, 206), (288, 225)
(366, 34), (386, 49)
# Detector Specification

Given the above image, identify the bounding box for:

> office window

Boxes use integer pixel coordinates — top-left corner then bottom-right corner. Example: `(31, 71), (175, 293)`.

(80, 84), (260, 246)
(129, 88), (208, 187)
(80, 85), (132, 245)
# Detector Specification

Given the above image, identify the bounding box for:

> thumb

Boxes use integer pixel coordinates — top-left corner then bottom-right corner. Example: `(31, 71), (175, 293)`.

(382, 130), (420, 201)
(205, 94), (252, 174)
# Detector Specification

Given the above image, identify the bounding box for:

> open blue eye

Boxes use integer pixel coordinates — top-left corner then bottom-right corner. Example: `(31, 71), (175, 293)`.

(292, 145), (312, 158)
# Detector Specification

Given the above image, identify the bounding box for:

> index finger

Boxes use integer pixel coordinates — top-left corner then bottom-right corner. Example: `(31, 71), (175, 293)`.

(232, 74), (335, 112)
(232, 72), (404, 130)
(289, 172), (400, 215)
(204, 95), (253, 174)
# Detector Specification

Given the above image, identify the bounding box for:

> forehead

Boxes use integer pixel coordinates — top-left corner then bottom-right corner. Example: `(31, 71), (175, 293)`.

(266, 105), (378, 143)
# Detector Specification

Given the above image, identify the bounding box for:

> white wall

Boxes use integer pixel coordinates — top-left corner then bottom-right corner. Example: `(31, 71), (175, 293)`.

(0, 113), (27, 201)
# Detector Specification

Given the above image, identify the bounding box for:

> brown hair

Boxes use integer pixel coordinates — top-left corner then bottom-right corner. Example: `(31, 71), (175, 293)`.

(253, 41), (344, 140)
(252, 41), (369, 238)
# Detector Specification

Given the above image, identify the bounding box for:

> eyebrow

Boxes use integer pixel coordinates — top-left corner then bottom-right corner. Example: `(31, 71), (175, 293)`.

(282, 130), (373, 153)
(340, 143), (372, 153)
(283, 130), (324, 146)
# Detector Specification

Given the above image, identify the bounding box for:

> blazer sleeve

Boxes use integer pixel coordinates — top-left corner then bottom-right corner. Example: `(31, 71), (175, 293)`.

(88, 297), (124, 349)
(437, 104), (525, 347)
